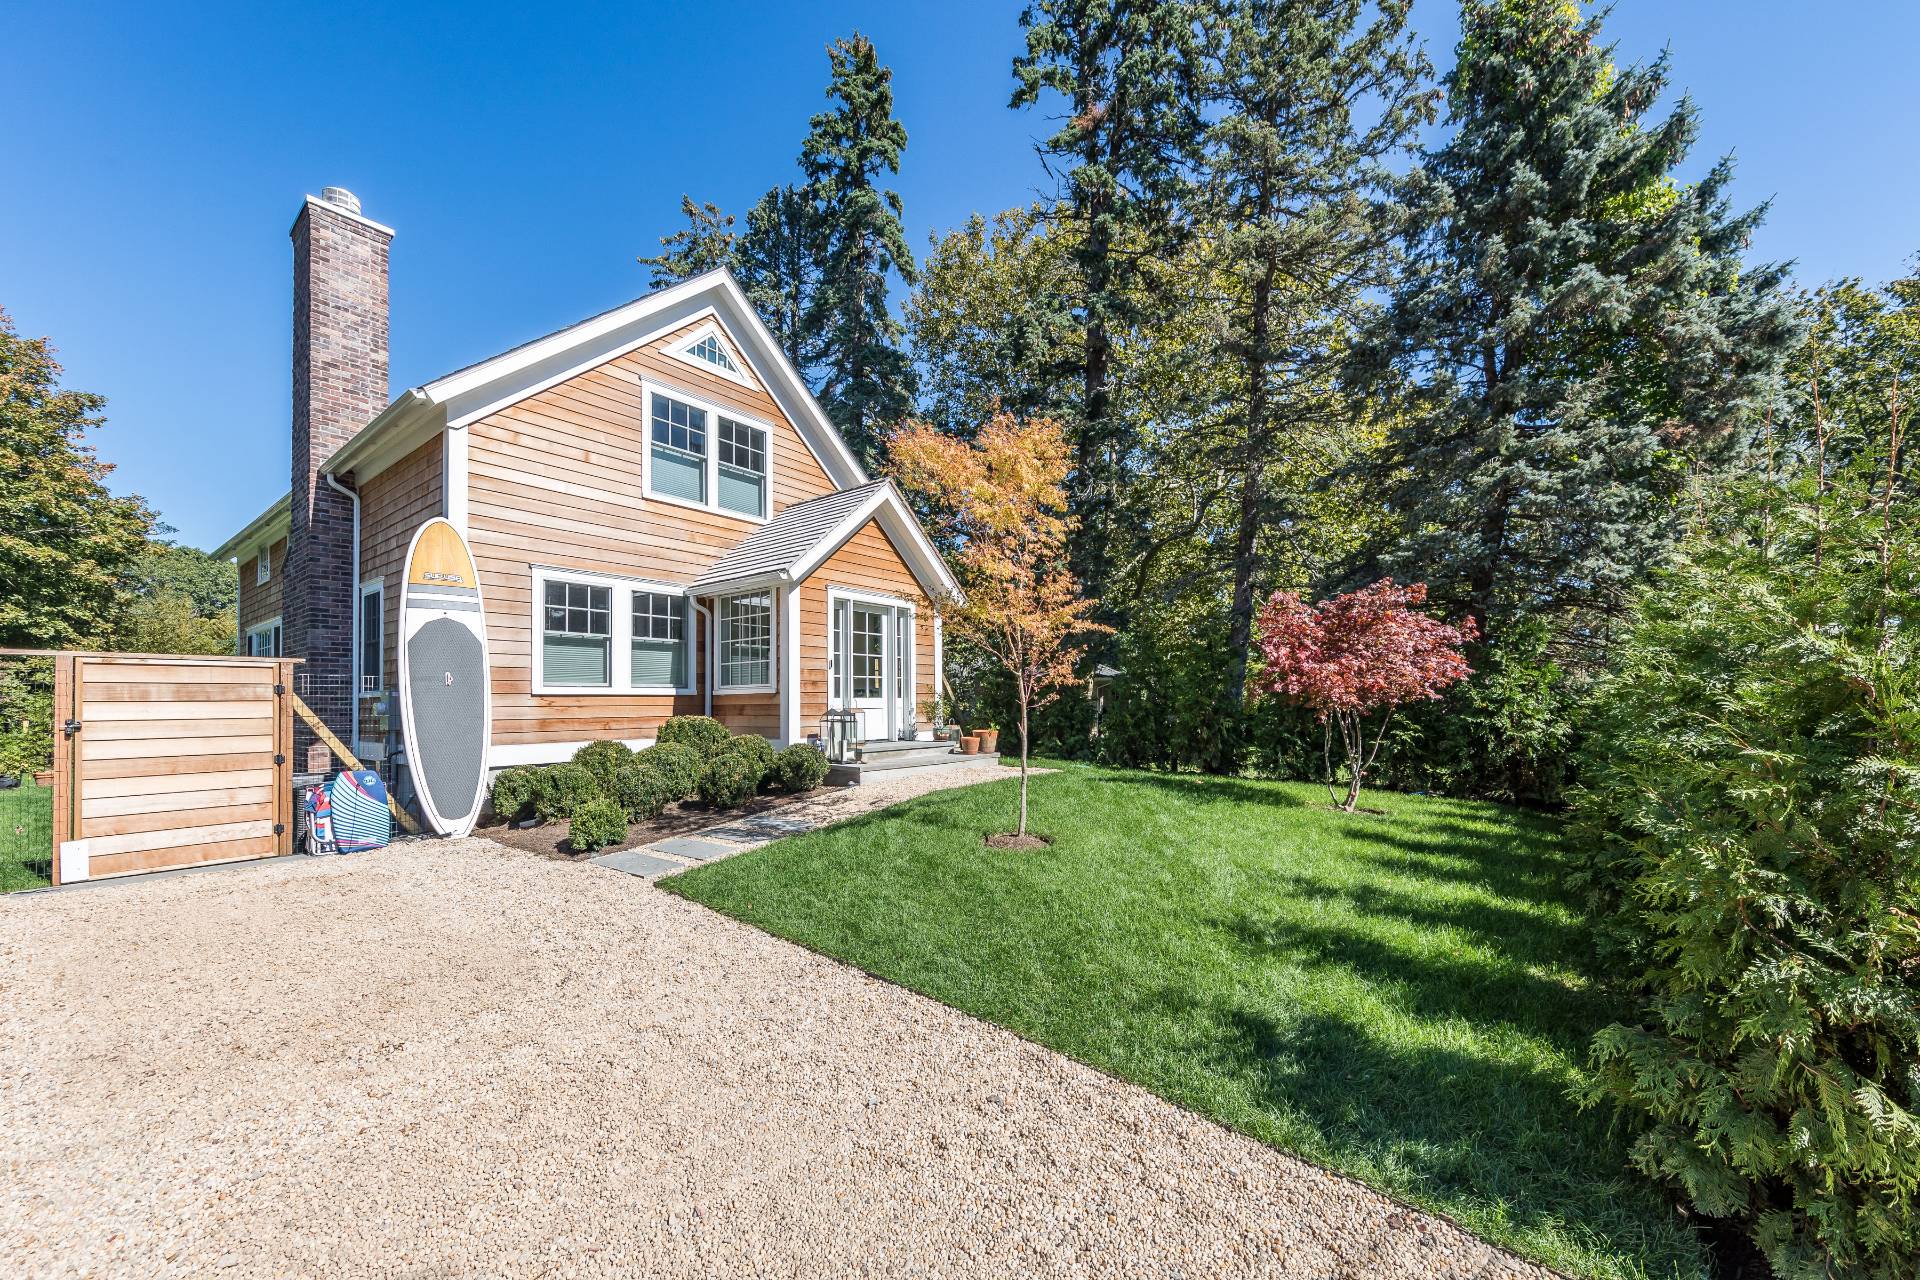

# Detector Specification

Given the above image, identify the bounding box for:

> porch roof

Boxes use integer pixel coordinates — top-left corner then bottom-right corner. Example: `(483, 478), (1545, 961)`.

(691, 479), (961, 601)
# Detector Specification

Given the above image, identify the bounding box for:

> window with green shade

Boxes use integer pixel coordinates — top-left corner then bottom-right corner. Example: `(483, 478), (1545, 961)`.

(717, 416), (767, 518)
(650, 393), (707, 504)
(631, 591), (687, 689)
(542, 579), (611, 686)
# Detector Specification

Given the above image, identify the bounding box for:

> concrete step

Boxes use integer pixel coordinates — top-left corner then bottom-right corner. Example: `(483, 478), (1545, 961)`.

(857, 745), (968, 770)
(826, 750), (1000, 786)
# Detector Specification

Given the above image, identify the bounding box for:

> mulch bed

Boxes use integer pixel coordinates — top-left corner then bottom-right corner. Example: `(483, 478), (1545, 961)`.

(480, 786), (840, 860)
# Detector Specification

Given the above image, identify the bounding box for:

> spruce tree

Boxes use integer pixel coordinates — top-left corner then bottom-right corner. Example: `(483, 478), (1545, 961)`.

(1011, 0), (1202, 612)
(1200, 0), (1433, 718)
(1369, 0), (1799, 648)
(637, 196), (739, 290)
(735, 184), (818, 372)
(799, 33), (917, 471)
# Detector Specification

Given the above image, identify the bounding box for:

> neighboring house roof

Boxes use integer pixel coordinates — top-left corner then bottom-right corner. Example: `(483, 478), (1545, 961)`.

(693, 479), (961, 602)
(214, 492), (290, 561)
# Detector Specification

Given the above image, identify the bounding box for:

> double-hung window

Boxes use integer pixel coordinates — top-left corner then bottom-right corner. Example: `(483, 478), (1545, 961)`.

(542, 579), (612, 687)
(717, 417), (768, 518)
(717, 592), (773, 690)
(631, 591), (687, 690)
(649, 393), (708, 505)
(645, 385), (773, 521)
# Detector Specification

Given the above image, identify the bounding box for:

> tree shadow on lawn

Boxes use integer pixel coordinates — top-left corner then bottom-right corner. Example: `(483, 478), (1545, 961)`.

(1214, 906), (1617, 1042)
(1105, 770), (1316, 809)
(1195, 1001), (1666, 1260)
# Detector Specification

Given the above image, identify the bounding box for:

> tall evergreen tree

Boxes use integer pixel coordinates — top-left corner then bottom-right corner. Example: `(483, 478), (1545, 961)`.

(799, 33), (917, 470)
(637, 196), (739, 290)
(1200, 0), (1434, 718)
(1011, 0), (1202, 614)
(735, 184), (818, 372)
(1368, 0), (1799, 650)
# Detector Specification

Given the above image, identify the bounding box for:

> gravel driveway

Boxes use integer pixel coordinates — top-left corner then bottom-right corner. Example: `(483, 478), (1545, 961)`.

(3, 836), (1551, 1279)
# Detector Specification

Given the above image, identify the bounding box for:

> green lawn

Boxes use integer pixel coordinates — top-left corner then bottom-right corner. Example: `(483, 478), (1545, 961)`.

(0, 783), (54, 894)
(662, 763), (1704, 1280)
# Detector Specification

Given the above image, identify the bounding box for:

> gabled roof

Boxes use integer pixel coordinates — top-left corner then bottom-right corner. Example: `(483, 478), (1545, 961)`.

(322, 267), (869, 491)
(214, 492), (290, 561)
(692, 479), (961, 602)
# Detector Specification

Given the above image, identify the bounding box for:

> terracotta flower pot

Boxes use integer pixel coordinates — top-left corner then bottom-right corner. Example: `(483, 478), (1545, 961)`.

(32, 770), (53, 788)
(959, 735), (981, 755)
(978, 729), (999, 753)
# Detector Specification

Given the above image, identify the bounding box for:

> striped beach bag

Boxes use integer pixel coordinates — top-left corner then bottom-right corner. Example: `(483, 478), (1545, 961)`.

(330, 769), (392, 854)
(304, 784), (336, 856)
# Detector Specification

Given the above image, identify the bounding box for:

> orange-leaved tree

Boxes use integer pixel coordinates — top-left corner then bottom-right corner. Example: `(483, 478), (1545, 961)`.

(889, 413), (1107, 840)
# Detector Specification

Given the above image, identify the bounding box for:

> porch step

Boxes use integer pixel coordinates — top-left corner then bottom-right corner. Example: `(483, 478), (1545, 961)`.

(858, 738), (956, 758)
(827, 749), (1000, 786)
(857, 742), (972, 770)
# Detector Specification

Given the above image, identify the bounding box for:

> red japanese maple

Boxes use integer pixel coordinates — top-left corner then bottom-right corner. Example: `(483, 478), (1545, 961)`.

(1254, 580), (1476, 811)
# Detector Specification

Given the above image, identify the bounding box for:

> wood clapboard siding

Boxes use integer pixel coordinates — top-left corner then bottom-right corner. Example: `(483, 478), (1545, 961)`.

(236, 536), (286, 640)
(358, 435), (445, 692)
(63, 656), (293, 881)
(467, 315), (839, 745)
(799, 519), (938, 731)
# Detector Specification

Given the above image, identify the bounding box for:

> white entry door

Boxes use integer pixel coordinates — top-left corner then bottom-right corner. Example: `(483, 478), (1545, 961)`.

(847, 604), (890, 736)
(832, 596), (914, 741)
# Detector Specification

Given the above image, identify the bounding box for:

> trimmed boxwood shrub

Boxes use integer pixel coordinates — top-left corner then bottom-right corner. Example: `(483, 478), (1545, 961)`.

(723, 734), (776, 789)
(571, 739), (632, 792)
(696, 750), (759, 809)
(566, 795), (628, 852)
(633, 742), (702, 800)
(533, 763), (601, 823)
(771, 743), (830, 793)
(612, 761), (676, 821)
(489, 766), (542, 823)
(656, 715), (731, 755)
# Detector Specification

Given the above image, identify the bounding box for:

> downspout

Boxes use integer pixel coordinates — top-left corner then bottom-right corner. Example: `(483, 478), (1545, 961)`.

(691, 597), (714, 718)
(321, 471), (362, 750)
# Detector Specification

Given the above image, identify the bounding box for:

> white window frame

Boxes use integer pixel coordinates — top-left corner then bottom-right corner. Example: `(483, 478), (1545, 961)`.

(640, 379), (775, 526)
(358, 580), (384, 693)
(714, 590), (777, 694)
(665, 318), (754, 388)
(256, 550), (271, 585)
(530, 565), (696, 697)
(245, 616), (283, 658)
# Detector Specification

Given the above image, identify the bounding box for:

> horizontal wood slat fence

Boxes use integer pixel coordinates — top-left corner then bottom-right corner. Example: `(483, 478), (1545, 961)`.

(1, 650), (298, 885)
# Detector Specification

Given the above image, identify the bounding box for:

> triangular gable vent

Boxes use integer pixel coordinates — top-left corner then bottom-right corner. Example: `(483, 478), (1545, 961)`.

(686, 332), (738, 374)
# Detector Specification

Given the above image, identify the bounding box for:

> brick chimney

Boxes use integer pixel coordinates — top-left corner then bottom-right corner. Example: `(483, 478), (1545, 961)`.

(287, 187), (392, 759)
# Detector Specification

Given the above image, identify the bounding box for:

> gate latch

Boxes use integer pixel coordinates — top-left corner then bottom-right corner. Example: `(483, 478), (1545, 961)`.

(61, 718), (82, 738)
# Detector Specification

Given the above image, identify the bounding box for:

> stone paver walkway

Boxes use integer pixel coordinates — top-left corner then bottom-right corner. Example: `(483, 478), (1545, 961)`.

(589, 760), (1026, 880)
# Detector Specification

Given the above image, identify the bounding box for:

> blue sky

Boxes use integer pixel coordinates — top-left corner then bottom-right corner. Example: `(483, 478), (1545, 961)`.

(3, 2), (1916, 551)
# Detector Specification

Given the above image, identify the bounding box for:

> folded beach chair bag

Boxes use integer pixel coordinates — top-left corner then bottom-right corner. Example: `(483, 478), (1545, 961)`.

(329, 769), (392, 854)
(304, 783), (336, 857)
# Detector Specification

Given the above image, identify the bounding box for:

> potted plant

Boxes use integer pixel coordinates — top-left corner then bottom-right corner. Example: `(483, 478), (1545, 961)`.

(977, 726), (999, 753)
(923, 696), (956, 741)
(959, 733), (981, 755)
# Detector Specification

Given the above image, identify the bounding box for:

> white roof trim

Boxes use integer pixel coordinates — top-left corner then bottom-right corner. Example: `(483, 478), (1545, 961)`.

(363, 269), (865, 489)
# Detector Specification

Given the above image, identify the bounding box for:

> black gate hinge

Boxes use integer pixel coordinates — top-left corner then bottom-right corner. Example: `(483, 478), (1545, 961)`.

(273, 823), (285, 835)
(61, 718), (82, 737)
(274, 683), (286, 696)
(274, 754), (286, 766)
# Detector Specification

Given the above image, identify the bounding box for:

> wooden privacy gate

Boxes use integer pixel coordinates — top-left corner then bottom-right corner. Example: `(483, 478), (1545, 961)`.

(46, 653), (296, 884)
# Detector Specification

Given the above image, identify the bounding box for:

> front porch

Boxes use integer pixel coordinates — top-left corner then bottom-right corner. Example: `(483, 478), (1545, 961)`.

(822, 736), (1000, 786)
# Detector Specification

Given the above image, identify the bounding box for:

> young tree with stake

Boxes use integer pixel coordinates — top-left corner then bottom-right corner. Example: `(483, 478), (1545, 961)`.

(889, 413), (1107, 841)
(1255, 579), (1474, 811)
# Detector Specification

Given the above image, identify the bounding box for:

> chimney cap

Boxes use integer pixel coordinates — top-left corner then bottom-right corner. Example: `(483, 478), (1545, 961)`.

(319, 186), (362, 214)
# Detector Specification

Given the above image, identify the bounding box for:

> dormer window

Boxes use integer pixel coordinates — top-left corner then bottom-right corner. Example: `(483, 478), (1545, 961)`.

(686, 333), (739, 375)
